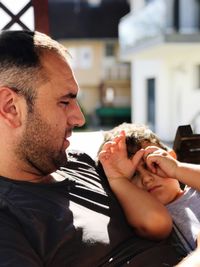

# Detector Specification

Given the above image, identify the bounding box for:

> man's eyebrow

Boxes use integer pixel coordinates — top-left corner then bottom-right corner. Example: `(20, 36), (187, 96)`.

(62, 93), (77, 99)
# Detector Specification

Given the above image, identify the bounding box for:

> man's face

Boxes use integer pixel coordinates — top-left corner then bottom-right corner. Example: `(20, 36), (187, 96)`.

(16, 52), (85, 175)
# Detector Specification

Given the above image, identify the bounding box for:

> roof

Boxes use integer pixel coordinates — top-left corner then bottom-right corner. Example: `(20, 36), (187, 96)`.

(48, 0), (130, 39)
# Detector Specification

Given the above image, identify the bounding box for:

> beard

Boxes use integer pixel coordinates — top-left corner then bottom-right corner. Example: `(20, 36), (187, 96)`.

(15, 108), (68, 176)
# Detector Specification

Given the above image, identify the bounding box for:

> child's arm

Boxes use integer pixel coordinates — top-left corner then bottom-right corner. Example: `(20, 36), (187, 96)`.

(144, 147), (200, 191)
(99, 132), (172, 240)
(99, 131), (143, 181)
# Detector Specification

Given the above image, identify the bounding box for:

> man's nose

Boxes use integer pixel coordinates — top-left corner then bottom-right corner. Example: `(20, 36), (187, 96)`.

(68, 102), (86, 128)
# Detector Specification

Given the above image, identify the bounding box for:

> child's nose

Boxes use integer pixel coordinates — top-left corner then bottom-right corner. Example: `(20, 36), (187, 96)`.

(141, 170), (154, 186)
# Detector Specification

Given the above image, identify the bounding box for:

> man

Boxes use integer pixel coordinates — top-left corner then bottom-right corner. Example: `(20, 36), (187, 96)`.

(0, 30), (186, 266)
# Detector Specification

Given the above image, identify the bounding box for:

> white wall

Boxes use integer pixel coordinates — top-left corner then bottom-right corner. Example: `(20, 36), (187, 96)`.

(156, 63), (174, 141)
(131, 59), (177, 141)
(167, 55), (200, 128)
(131, 60), (167, 129)
(131, 54), (200, 142)
(123, 0), (200, 142)
(129, 0), (146, 12)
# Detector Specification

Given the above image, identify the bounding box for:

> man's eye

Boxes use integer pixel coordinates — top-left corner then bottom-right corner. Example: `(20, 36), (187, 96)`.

(60, 101), (69, 106)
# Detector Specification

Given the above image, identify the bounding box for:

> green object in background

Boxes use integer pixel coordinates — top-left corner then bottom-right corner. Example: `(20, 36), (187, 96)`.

(96, 106), (131, 126)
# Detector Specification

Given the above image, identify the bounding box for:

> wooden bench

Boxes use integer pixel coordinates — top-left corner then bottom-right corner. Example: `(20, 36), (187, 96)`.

(173, 125), (200, 164)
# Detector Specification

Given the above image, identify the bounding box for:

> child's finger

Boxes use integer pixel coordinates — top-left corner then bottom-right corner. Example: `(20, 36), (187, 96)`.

(145, 155), (157, 173)
(131, 149), (144, 170)
(143, 146), (161, 160)
(110, 143), (118, 154)
(113, 132), (125, 145)
(99, 150), (111, 162)
(102, 142), (115, 151)
(145, 155), (168, 177)
(117, 134), (127, 151)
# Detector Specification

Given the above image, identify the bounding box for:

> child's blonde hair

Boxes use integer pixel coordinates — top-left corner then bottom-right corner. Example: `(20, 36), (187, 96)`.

(98, 123), (169, 158)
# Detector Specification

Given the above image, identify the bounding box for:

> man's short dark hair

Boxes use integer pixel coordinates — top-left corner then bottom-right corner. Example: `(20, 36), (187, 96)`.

(0, 30), (68, 112)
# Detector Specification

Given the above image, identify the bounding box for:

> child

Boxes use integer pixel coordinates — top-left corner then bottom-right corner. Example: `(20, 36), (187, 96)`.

(98, 123), (200, 253)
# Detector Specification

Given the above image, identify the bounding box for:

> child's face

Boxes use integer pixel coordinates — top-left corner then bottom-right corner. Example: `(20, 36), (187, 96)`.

(131, 143), (181, 205)
(132, 161), (181, 205)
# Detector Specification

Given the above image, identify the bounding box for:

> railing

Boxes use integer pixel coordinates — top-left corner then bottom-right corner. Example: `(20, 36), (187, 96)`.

(103, 63), (130, 81)
(119, 0), (200, 52)
(119, 0), (166, 51)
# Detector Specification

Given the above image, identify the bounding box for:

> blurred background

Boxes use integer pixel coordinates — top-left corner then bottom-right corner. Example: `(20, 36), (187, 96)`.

(1, 0), (200, 143)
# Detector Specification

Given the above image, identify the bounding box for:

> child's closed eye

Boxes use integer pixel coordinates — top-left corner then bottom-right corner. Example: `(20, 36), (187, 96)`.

(131, 171), (139, 181)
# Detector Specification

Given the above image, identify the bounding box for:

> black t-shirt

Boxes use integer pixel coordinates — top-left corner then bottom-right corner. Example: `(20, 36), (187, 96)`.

(0, 151), (186, 267)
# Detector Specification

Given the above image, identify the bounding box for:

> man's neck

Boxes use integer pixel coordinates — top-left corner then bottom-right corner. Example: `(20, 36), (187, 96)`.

(0, 159), (56, 183)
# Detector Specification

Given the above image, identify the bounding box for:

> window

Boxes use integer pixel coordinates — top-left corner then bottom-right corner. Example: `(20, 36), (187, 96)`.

(146, 78), (156, 131)
(105, 43), (115, 57)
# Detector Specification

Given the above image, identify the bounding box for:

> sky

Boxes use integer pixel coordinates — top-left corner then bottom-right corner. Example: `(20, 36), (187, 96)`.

(0, 0), (34, 31)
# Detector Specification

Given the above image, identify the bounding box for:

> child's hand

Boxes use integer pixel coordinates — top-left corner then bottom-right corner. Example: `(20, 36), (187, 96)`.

(99, 131), (144, 183)
(143, 146), (179, 179)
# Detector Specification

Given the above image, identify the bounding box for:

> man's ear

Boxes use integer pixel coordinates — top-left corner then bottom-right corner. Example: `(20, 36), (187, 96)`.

(0, 87), (22, 128)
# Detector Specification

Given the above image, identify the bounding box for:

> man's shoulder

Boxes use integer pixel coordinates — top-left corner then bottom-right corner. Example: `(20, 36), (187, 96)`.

(54, 149), (104, 188)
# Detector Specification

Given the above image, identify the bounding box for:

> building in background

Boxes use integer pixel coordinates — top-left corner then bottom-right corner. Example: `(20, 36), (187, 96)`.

(49, 0), (131, 128)
(119, 0), (200, 141)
